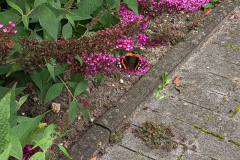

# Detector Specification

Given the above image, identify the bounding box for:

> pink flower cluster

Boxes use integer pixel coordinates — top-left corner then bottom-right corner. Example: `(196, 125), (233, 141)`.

(137, 33), (150, 47)
(137, 0), (210, 13)
(0, 21), (17, 33)
(8, 145), (40, 160)
(118, 5), (149, 30)
(69, 52), (150, 76)
(115, 55), (151, 76)
(116, 36), (134, 51)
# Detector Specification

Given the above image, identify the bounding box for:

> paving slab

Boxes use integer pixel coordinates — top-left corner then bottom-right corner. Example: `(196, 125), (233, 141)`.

(99, 145), (153, 160)
(162, 83), (224, 110)
(204, 113), (240, 142)
(143, 95), (212, 127)
(195, 132), (240, 160)
(181, 150), (213, 160)
(129, 112), (199, 148)
(120, 127), (185, 160)
(216, 99), (240, 120)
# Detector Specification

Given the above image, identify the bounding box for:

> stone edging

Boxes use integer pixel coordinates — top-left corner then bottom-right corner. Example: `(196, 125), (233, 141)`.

(60, 1), (239, 159)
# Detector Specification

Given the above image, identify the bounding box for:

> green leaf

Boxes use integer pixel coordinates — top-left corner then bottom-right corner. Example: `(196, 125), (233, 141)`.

(75, 55), (83, 66)
(0, 10), (21, 25)
(69, 9), (92, 21)
(47, 63), (56, 82)
(39, 4), (58, 40)
(9, 83), (18, 128)
(202, 3), (215, 11)
(104, 0), (120, 9)
(22, 15), (29, 30)
(165, 80), (170, 85)
(69, 101), (78, 125)
(96, 74), (103, 87)
(6, 64), (21, 77)
(33, 0), (47, 9)
(77, 102), (91, 122)
(155, 91), (159, 99)
(11, 113), (45, 147)
(30, 152), (45, 160)
(158, 96), (164, 100)
(32, 71), (43, 91)
(0, 143), (11, 160)
(57, 143), (72, 159)
(123, 0), (138, 15)
(71, 73), (84, 83)
(65, 14), (75, 28)
(7, 129), (22, 160)
(0, 93), (11, 149)
(6, 0), (23, 15)
(44, 83), (64, 104)
(25, 3), (31, 13)
(78, 0), (103, 15)
(19, 94), (29, 107)
(74, 80), (88, 97)
(62, 22), (72, 38)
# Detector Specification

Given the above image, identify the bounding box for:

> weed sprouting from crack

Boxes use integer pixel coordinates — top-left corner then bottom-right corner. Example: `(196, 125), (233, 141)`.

(133, 121), (178, 150)
(109, 131), (124, 143)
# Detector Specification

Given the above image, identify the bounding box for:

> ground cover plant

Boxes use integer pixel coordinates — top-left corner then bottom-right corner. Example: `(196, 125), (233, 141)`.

(0, 0), (218, 159)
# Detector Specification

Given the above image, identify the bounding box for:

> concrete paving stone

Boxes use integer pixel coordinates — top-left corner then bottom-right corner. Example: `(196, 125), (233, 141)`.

(196, 132), (240, 160)
(143, 95), (212, 127)
(228, 83), (240, 101)
(181, 150), (214, 160)
(200, 41), (240, 66)
(99, 145), (153, 160)
(129, 112), (199, 147)
(175, 69), (234, 95)
(162, 82), (224, 111)
(180, 53), (240, 79)
(216, 99), (240, 120)
(120, 127), (184, 160)
(204, 113), (240, 142)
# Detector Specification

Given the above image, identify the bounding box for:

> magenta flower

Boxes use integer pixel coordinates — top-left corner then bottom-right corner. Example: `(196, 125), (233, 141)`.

(137, 33), (150, 47)
(8, 145), (40, 160)
(116, 36), (134, 51)
(0, 24), (3, 28)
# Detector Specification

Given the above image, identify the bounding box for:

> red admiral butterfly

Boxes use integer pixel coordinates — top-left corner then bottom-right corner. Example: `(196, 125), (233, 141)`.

(116, 53), (142, 71)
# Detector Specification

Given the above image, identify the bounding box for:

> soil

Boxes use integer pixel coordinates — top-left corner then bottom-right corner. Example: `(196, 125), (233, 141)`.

(17, 7), (211, 160)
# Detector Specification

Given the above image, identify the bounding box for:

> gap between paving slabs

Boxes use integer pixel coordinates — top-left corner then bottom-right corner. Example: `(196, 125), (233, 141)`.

(60, 1), (239, 160)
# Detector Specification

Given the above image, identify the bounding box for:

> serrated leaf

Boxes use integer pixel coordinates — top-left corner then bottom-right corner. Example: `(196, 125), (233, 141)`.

(22, 15), (29, 30)
(57, 143), (72, 159)
(71, 73), (84, 83)
(47, 63), (56, 82)
(33, 0), (47, 9)
(30, 152), (45, 160)
(11, 113), (45, 147)
(62, 22), (72, 38)
(0, 143), (12, 159)
(69, 101), (78, 125)
(39, 4), (58, 40)
(0, 10), (21, 25)
(123, 0), (138, 15)
(6, 0), (23, 15)
(19, 94), (29, 107)
(74, 80), (88, 97)
(44, 83), (64, 104)
(78, 0), (103, 15)
(0, 93), (11, 149)
(7, 129), (22, 160)
(25, 3), (31, 13)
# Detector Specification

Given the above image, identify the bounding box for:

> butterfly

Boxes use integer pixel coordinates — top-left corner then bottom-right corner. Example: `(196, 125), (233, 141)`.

(116, 53), (142, 71)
